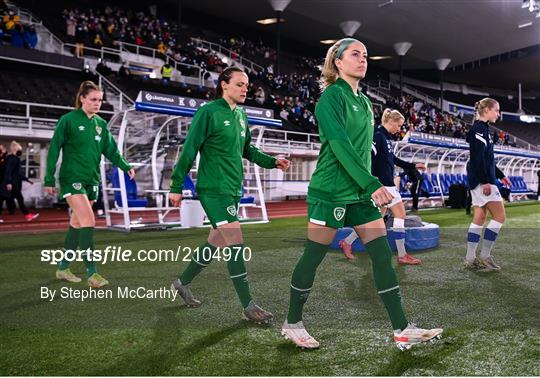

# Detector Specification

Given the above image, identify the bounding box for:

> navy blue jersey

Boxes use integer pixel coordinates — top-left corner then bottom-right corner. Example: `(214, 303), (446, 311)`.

(466, 120), (504, 189)
(371, 125), (415, 186)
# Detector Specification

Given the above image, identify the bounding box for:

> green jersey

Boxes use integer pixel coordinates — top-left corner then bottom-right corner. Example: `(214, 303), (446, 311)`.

(170, 98), (277, 196)
(45, 108), (131, 187)
(308, 78), (383, 203)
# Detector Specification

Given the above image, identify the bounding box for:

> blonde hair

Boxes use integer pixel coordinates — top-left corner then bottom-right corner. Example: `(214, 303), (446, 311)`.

(319, 38), (360, 92)
(474, 98), (498, 119)
(75, 80), (102, 108)
(381, 108), (405, 125)
(10, 140), (22, 153)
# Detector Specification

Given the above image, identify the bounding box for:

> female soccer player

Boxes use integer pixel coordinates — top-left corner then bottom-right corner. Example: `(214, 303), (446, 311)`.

(45, 81), (134, 288)
(338, 109), (424, 265)
(281, 38), (442, 350)
(1, 141), (39, 221)
(464, 98), (511, 270)
(169, 66), (290, 324)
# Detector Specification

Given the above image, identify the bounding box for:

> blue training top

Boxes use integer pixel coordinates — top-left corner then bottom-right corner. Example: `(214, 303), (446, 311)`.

(371, 125), (416, 186)
(466, 120), (504, 189)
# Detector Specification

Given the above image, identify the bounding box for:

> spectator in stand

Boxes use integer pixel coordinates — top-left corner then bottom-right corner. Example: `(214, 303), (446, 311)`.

(23, 24), (37, 49)
(118, 63), (131, 79)
(10, 22), (23, 47)
(66, 16), (76, 41)
(93, 33), (103, 47)
(74, 24), (86, 57)
(254, 86), (266, 105)
(3, 10), (19, 31)
(161, 62), (173, 84)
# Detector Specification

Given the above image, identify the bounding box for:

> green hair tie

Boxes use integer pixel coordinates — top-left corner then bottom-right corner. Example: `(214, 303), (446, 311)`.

(335, 38), (360, 59)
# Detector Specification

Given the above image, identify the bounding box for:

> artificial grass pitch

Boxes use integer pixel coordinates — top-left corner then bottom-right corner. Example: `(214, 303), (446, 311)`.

(0, 202), (539, 375)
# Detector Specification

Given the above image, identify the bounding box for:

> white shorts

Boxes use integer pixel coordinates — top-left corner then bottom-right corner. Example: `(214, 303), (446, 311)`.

(471, 184), (503, 207)
(385, 186), (403, 208)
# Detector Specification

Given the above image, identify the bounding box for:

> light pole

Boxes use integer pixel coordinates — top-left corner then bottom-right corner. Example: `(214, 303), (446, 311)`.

(268, 0), (292, 75)
(393, 42), (412, 99)
(435, 58), (451, 109)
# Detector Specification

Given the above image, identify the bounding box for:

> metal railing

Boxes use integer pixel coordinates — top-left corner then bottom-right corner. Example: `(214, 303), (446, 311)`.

(191, 37), (264, 72)
(0, 98), (115, 131)
(95, 72), (135, 112)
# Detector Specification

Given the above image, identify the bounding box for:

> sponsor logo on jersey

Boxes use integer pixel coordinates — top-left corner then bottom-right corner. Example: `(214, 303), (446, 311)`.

(72, 183), (82, 190)
(352, 105), (359, 112)
(224, 120), (231, 127)
(334, 207), (345, 221)
(78, 125), (85, 131)
(226, 205), (237, 216)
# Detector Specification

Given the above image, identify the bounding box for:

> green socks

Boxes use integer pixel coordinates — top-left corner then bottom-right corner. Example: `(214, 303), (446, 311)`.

(365, 236), (408, 331)
(58, 226), (79, 270)
(79, 227), (97, 277)
(287, 239), (329, 324)
(227, 244), (253, 308)
(179, 242), (216, 285)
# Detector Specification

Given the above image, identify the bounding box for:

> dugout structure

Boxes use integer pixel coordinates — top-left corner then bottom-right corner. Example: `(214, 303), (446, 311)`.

(100, 91), (282, 231)
(394, 132), (540, 207)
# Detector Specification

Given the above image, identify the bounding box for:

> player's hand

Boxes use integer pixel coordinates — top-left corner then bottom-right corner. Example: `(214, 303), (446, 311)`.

(169, 193), (182, 207)
(501, 177), (511, 187)
(482, 184), (491, 196)
(415, 163), (426, 171)
(276, 158), (290, 172)
(44, 186), (56, 195)
(127, 168), (136, 180)
(371, 186), (394, 207)
(6, 184), (12, 191)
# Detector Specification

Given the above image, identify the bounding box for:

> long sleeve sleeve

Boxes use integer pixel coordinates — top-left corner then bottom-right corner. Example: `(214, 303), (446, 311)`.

(170, 108), (210, 194)
(470, 130), (489, 184)
(316, 93), (382, 196)
(243, 121), (277, 169)
(394, 156), (416, 171)
(4, 157), (15, 185)
(44, 117), (67, 187)
(102, 126), (131, 172)
(495, 166), (505, 180)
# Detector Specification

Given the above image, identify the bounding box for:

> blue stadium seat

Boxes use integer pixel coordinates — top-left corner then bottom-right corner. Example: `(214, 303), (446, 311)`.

(240, 187), (255, 204)
(112, 169), (148, 207)
(182, 176), (197, 198)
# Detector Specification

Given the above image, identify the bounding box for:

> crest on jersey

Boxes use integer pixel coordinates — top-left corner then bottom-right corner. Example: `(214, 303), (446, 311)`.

(239, 118), (246, 129)
(96, 126), (102, 135)
(334, 207), (345, 221)
(72, 183), (82, 190)
(226, 205), (237, 216)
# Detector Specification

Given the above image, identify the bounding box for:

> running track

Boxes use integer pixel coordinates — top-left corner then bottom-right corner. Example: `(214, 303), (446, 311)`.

(0, 200), (308, 234)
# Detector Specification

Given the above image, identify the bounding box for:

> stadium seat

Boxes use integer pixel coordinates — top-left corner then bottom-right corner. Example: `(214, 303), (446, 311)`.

(112, 169), (148, 207)
(182, 176), (198, 199)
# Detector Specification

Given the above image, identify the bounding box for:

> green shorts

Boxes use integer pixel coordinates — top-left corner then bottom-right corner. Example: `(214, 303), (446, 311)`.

(199, 194), (241, 228)
(60, 182), (100, 201)
(307, 197), (382, 229)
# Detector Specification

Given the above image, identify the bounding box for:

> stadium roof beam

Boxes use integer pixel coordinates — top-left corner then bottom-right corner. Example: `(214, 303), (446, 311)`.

(435, 58), (452, 109)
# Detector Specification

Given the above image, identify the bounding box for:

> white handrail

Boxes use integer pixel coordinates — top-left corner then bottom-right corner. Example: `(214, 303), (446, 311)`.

(190, 37), (264, 72)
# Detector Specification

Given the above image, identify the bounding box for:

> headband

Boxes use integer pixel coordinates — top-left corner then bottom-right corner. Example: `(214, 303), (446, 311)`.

(335, 38), (361, 59)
